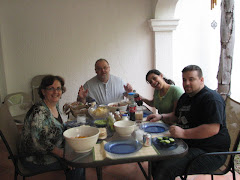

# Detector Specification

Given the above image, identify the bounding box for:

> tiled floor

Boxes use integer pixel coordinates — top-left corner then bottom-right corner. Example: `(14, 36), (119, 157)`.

(1, 138), (239, 180)
(1, 127), (239, 180)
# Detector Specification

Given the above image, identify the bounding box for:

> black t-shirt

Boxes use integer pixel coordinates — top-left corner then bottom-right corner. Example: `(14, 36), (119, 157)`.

(175, 86), (230, 152)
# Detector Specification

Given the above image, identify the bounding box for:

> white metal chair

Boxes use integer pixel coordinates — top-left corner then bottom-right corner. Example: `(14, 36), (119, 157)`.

(4, 92), (32, 124)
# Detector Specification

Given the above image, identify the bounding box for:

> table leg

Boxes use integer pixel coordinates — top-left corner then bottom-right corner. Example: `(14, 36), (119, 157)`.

(96, 167), (102, 180)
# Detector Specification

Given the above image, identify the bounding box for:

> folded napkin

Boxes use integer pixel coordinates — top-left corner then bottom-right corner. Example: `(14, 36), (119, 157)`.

(94, 141), (158, 161)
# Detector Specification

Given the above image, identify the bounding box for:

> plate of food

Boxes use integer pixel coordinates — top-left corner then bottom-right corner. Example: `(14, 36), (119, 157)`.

(104, 139), (142, 154)
(108, 101), (128, 112)
(152, 136), (177, 150)
(140, 123), (168, 133)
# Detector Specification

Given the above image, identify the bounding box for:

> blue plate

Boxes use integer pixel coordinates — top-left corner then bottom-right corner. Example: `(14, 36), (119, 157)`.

(140, 123), (168, 133)
(104, 140), (142, 154)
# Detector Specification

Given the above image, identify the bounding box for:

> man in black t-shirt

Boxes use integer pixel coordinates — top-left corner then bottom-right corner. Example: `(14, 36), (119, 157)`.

(149, 65), (230, 180)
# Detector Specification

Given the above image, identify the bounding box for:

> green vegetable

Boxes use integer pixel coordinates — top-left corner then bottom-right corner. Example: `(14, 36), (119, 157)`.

(164, 140), (170, 144)
(157, 136), (175, 145)
(94, 119), (107, 125)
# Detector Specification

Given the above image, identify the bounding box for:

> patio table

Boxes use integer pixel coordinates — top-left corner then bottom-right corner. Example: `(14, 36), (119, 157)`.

(64, 127), (188, 180)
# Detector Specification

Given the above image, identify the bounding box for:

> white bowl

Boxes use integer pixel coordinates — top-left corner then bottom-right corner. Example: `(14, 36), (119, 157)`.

(63, 126), (99, 153)
(108, 101), (128, 113)
(114, 120), (135, 137)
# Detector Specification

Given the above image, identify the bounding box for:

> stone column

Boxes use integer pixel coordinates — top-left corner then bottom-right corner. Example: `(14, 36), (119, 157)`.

(149, 0), (179, 79)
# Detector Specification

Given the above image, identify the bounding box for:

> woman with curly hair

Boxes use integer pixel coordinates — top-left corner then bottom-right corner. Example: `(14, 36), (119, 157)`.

(19, 75), (85, 180)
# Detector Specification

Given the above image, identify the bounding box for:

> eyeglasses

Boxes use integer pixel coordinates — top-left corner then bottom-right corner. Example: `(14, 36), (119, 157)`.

(45, 87), (63, 92)
(95, 66), (109, 71)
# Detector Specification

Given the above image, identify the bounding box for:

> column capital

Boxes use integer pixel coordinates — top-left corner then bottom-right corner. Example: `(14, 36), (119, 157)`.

(149, 19), (179, 32)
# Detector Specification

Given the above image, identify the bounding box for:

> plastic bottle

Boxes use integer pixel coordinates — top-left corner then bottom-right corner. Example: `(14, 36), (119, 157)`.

(134, 93), (143, 106)
(129, 103), (136, 121)
(128, 92), (136, 104)
(107, 112), (116, 131)
(121, 114), (129, 121)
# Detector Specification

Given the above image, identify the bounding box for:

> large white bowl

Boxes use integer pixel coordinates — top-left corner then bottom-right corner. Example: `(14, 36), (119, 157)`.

(63, 126), (99, 153)
(114, 120), (135, 137)
(108, 101), (128, 113)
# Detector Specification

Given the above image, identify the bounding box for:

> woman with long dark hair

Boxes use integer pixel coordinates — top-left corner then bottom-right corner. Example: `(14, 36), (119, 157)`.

(142, 69), (183, 124)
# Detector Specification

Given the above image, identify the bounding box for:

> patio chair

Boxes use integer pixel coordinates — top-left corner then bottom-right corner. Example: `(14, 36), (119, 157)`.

(180, 96), (240, 180)
(0, 104), (69, 180)
(31, 75), (46, 103)
(3, 92), (33, 124)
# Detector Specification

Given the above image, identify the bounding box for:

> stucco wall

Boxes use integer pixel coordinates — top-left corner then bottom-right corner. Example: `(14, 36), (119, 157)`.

(0, 0), (239, 109)
(0, 0), (156, 107)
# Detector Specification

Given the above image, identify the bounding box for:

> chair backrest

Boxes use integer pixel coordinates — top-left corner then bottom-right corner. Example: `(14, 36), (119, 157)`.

(0, 104), (20, 157)
(225, 96), (240, 151)
(31, 75), (46, 103)
(222, 96), (240, 169)
(4, 92), (32, 117)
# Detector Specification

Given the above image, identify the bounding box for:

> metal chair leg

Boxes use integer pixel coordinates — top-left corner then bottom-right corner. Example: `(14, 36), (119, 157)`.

(14, 171), (18, 180)
(211, 174), (214, 180)
(96, 167), (102, 180)
(137, 162), (148, 179)
(148, 161), (152, 180)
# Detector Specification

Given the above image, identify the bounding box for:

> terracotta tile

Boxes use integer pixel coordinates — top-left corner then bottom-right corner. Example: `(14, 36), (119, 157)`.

(86, 168), (98, 179)
(1, 139), (239, 180)
(0, 171), (15, 180)
(103, 163), (138, 176)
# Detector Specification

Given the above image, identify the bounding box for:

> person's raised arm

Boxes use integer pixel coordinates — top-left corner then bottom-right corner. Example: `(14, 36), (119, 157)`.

(140, 95), (154, 107)
(77, 85), (88, 104)
(124, 83), (133, 93)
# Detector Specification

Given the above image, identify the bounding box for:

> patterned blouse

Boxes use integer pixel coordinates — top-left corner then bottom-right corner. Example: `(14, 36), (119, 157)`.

(19, 100), (64, 165)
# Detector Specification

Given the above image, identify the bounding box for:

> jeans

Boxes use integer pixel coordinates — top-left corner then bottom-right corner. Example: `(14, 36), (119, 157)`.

(21, 158), (85, 180)
(151, 148), (227, 180)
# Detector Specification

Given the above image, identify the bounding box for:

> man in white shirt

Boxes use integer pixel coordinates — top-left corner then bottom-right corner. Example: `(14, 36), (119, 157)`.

(77, 58), (133, 105)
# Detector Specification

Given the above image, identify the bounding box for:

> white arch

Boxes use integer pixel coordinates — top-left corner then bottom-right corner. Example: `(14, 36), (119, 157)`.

(155, 0), (179, 19)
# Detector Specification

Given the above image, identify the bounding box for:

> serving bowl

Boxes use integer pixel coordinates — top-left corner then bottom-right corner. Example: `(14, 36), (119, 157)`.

(63, 126), (99, 153)
(108, 101), (128, 113)
(114, 120), (135, 137)
(88, 105), (110, 120)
